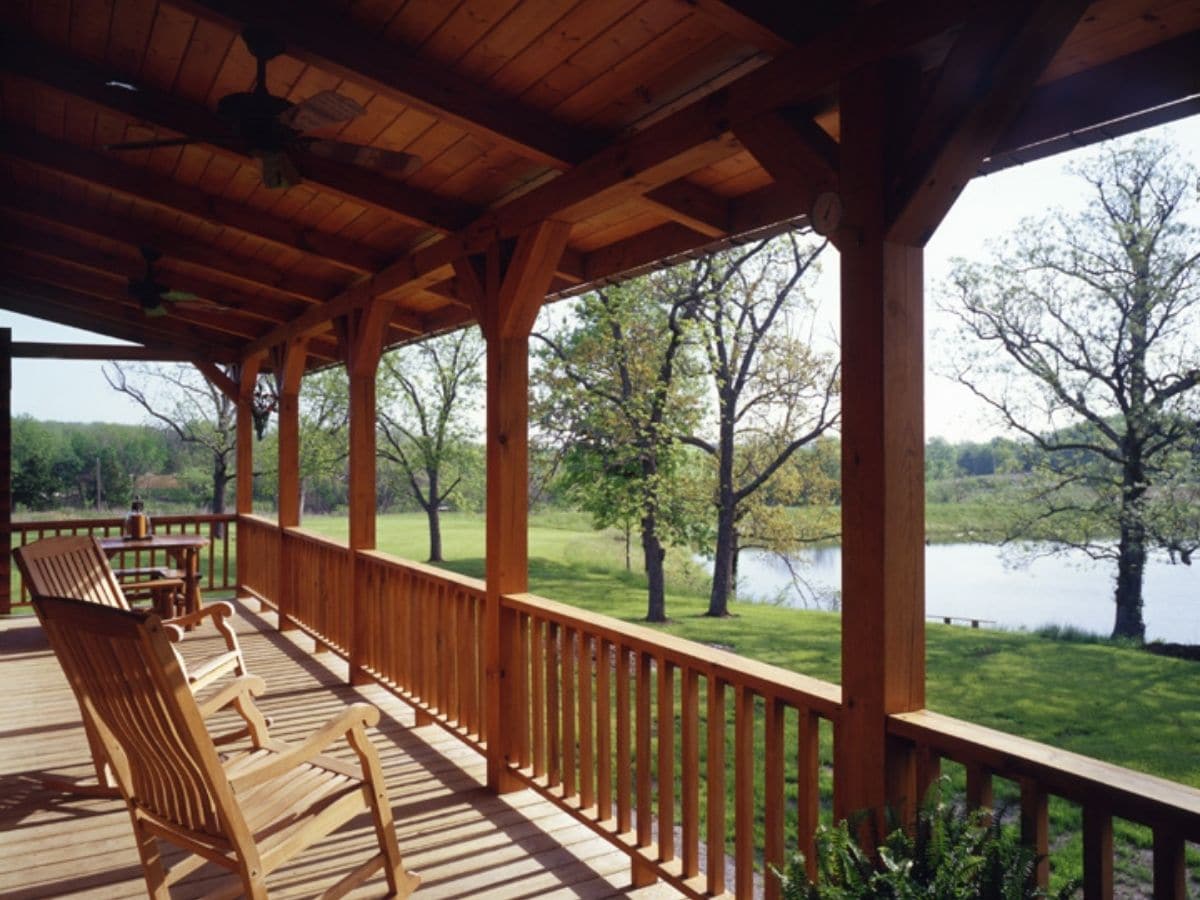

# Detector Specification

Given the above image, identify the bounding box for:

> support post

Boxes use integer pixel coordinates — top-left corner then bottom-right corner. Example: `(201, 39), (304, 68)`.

(235, 355), (262, 603)
(344, 299), (395, 686)
(834, 63), (926, 831)
(276, 338), (307, 631)
(472, 220), (571, 793)
(0, 329), (10, 615)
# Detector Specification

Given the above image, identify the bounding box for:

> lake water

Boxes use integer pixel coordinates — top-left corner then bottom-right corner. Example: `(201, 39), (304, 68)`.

(719, 543), (1199, 644)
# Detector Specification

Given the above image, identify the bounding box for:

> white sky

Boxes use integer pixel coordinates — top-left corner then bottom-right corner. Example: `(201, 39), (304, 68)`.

(2, 114), (1198, 440)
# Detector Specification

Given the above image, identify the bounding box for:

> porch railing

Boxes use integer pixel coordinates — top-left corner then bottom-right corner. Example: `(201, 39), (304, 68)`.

(8, 513), (236, 612)
(63, 512), (1200, 899)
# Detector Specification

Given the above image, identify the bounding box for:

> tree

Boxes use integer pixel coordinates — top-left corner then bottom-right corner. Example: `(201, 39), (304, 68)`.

(533, 278), (706, 622)
(943, 139), (1200, 641)
(681, 234), (840, 617)
(105, 363), (239, 518)
(377, 328), (485, 562)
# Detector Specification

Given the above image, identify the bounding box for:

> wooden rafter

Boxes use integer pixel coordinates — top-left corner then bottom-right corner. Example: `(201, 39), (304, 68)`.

(887, 0), (1093, 245)
(194, 361), (238, 403)
(0, 33), (478, 235)
(170, 0), (602, 170)
(1, 190), (342, 304)
(689, 0), (847, 54)
(0, 132), (384, 274)
(10, 343), (202, 362)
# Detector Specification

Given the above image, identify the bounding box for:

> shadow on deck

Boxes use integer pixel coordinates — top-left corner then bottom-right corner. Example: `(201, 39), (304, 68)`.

(0, 600), (679, 899)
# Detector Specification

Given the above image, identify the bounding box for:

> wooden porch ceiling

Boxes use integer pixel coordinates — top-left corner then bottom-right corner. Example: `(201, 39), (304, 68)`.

(1, 0), (1197, 371)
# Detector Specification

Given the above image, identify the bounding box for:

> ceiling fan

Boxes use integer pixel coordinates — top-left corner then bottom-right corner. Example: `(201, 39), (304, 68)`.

(127, 246), (202, 317)
(103, 26), (420, 189)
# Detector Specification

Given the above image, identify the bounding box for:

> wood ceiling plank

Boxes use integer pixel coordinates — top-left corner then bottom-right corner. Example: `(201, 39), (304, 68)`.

(172, 16), (238, 107)
(172, 0), (601, 168)
(105, 0), (156, 74)
(421, 0), (522, 70)
(140, 4), (196, 88)
(456, 0), (573, 85)
(382, 0), (458, 49)
(69, 0), (116, 64)
(0, 130), (386, 273)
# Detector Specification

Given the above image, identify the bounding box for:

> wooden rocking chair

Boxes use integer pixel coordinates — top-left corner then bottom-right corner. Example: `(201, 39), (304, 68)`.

(34, 596), (420, 899)
(14, 534), (255, 796)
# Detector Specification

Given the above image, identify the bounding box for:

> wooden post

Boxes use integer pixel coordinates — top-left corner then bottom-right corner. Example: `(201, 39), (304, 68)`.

(467, 220), (571, 793)
(276, 338), (307, 631)
(834, 62), (926, 830)
(235, 355), (262, 603)
(344, 299), (395, 686)
(0, 328), (11, 615)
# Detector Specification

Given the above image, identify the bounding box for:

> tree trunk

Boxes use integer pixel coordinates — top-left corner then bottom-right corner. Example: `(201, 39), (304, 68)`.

(707, 411), (736, 617)
(211, 458), (229, 538)
(426, 470), (442, 562)
(1112, 467), (1148, 641)
(642, 511), (667, 622)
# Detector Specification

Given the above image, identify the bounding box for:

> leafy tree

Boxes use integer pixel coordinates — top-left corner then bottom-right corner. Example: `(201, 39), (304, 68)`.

(943, 139), (1200, 641)
(104, 363), (239, 518)
(377, 327), (484, 562)
(681, 234), (840, 617)
(533, 279), (706, 622)
(12, 416), (63, 509)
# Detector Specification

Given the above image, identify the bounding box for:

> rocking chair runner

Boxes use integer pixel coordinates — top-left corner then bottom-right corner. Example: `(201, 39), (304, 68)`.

(34, 596), (420, 899)
(14, 534), (255, 796)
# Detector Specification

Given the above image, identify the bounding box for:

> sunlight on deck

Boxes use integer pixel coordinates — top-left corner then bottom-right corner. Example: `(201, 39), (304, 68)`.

(0, 601), (680, 899)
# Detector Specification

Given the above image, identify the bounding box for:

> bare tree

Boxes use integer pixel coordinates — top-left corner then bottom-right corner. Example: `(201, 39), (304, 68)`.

(944, 139), (1200, 641)
(377, 328), (484, 562)
(104, 363), (238, 518)
(681, 234), (840, 617)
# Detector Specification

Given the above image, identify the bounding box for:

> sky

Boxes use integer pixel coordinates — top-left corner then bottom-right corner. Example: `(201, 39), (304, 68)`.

(2, 115), (1198, 441)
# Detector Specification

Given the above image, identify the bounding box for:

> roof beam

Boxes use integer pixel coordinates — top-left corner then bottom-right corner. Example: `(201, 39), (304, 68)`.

(689, 1), (846, 54)
(983, 28), (1200, 174)
(0, 132), (384, 274)
(887, 0), (1092, 245)
(0, 274), (242, 359)
(11, 342), (203, 362)
(246, 0), (966, 353)
(642, 181), (732, 238)
(2, 189), (343, 303)
(170, 0), (600, 170)
(0, 32), (477, 234)
(734, 109), (839, 226)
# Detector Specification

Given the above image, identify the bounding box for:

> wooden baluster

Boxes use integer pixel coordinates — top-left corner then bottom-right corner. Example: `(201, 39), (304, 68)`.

(578, 631), (594, 811)
(547, 621), (561, 789)
(1153, 830), (1186, 899)
(597, 638), (612, 824)
(634, 650), (656, 887)
(657, 658), (675, 863)
(915, 744), (941, 807)
(966, 764), (993, 813)
(531, 617), (545, 778)
(798, 711), (820, 881)
(1082, 805), (1113, 899)
(681, 666), (700, 880)
(1020, 779), (1049, 890)
(516, 612), (529, 766)
(764, 697), (785, 900)
(707, 677), (727, 896)
(616, 643), (632, 835)
(734, 685), (755, 899)
(562, 626), (576, 800)
(476, 593), (487, 742)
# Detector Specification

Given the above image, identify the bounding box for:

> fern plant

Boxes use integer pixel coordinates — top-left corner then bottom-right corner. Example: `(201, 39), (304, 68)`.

(774, 779), (1079, 899)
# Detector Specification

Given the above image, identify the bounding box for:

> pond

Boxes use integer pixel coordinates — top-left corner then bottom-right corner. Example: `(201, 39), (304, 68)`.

(719, 543), (1199, 644)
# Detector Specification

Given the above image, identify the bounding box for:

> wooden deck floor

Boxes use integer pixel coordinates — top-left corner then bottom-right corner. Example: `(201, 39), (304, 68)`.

(0, 600), (681, 899)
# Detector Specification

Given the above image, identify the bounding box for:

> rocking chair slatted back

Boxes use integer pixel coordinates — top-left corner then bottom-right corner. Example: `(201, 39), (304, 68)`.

(36, 596), (233, 838)
(15, 535), (129, 608)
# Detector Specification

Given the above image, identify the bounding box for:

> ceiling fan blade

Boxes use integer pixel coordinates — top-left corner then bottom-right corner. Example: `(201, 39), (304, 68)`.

(143, 304), (168, 317)
(305, 139), (420, 174)
(282, 90), (366, 132)
(103, 137), (202, 152)
(161, 290), (199, 302)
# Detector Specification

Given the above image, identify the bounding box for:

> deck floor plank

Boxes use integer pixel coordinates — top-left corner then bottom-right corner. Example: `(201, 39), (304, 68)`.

(0, 602), (682, 899)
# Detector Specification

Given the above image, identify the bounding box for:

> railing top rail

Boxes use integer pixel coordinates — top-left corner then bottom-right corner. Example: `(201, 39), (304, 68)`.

(505, 591), (842, 717)
(281, 525), (349, 550)
(358, 549), (487, 594)
(237, 513), (279, 528)
(13, 513), (235, 531)
(890, 709), (1200, 841)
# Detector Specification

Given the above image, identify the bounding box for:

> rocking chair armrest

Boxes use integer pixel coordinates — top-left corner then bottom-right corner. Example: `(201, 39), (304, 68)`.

(196, 674), (267, 719)
(164, 600), (235, 635)
(227, 703), (380, 792)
